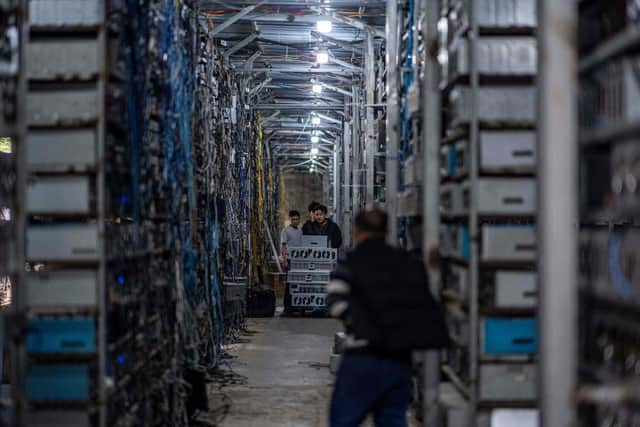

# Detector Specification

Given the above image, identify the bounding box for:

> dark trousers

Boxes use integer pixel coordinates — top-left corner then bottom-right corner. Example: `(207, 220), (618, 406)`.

(283, 282), (292, 312)
(330, 353), (412, 427)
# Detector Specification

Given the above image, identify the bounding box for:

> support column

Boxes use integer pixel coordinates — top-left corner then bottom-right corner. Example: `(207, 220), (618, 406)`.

(421, 0), (442, 425)
(538, 0), (578, 426)
(365, 30), (376, 208)
(385, 0), (400, 245)
(352, 86), (361, 214)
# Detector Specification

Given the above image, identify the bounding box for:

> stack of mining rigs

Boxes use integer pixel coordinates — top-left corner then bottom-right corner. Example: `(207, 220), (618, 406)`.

(286, 242), (337, 316)
(2, 0), (278, 426)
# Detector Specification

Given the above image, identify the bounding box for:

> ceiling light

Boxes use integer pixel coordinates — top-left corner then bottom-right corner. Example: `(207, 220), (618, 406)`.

(312, 155), (318, 160)
(316, 20), (332, 34)
(311, 116), (321, 125)
(312, 84), (323, 94)
(311, 135), (320, 143)
(310, 147), (319, 155)
(316, 52), (329, 64)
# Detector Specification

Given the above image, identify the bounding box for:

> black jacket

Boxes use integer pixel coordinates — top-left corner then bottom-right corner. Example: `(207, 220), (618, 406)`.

(327, 239), (448, 357)
(301, 220), (314, 235)
(303, 219), (342, 249)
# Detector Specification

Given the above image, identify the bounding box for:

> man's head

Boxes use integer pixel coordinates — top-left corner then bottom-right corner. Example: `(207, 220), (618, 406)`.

(354, 209), (388, 244)
(308, 201), (320, 221)
(289, 210), (301, 228)
(314, 204), (328, 224)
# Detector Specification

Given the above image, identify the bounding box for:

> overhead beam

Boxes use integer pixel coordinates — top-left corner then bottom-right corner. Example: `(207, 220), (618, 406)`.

(329, 56), (364, 73)
(224, 32), (259, 58)
(310, 7), (385, 39)
(311, 30), (364, 55)
(251, 66), (356, 75)
(256, 103), (344, 111)
(209, 0), (268, 37)
(313, 112), (343, 125)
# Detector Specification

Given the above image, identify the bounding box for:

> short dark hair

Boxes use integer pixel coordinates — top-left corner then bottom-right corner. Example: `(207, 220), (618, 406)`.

(289, 210), (300, 218)
(308, 201), (320, 212)
(314, 204), (328, 214)
(355, 209), (388, 234)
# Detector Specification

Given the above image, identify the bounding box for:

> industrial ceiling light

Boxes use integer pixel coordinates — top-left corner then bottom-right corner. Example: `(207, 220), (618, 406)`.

(316, 51), (329, 64)
(310, 147), (319, 155)
(311, 135), (320, 143)
(316, 20), (332, 34)
(312, 84), (323, 94)
(311, 116), (321, 125)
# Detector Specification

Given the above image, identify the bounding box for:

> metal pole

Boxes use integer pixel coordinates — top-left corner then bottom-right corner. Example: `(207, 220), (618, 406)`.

(352, 86), (361, 214)
(365, 30), (376, 208)
(538, 0), (578, 426)
(421, 0), (442, 425)
(343, 119), (352, 248)
(468, 0), (479, 423)
(385, 0), (400, 245)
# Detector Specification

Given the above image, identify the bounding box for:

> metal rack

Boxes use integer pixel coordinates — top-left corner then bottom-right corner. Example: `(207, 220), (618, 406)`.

(0, 1), (26, 425)
(20, 1), (107, 425)
(574, 0), (640, 425)
(435, 0), (539, 425)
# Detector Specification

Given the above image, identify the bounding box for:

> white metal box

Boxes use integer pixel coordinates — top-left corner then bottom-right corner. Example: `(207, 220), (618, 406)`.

(27, 176), (91, 214)
(480, 131), (536, 172)
(450, 86), (536, 124)
(26, 270), (97, 308)
(27, 129), (97, 171)
(27, 39), (99, 81)
(452, 0), (537, 29)
(27, 89), (99, 126)
(491, 409), (538, 427)
(449, 37), (537, 77)
(493, 271), (537, 308)
(27, 223), (99, 261)
(479, 363), (537, 401)
(481, 225), (536, 262)
(29, 0), (103, 27)
(468, 178), (536, 215)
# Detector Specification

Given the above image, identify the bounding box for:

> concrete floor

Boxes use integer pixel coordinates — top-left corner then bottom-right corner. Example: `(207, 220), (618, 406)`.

(198, 313), (420, 427)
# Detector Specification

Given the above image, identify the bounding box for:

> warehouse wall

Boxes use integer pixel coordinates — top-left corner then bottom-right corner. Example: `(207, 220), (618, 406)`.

(282, 172), (323, 225)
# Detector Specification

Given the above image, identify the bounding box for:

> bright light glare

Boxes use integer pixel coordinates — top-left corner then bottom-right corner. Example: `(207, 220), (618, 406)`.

(311, 116), (321, 125)
(312, 84), (323, 94)
(311, 136), (320, 143)
(310, 147), (319, 155)
(316, 52), (329, 64)
(316, 20), (332, 33)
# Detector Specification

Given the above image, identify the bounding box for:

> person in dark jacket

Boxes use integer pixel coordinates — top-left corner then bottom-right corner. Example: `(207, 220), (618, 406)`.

(327, 208), (448, 427)
(306, 204), (342, 249)
(302, 201), (320, 235)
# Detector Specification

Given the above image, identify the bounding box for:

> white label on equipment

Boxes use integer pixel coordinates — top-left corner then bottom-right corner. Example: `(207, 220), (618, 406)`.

(292, 293), (327, 308)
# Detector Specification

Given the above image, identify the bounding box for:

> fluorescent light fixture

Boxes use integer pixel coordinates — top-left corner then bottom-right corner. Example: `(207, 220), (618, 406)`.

(316, 52), (329, 64)
(316, 20), (332, 33)
(312, 84), (323, 94)
(310, 147), (319, 155)
(311, 136), (320, 143)
(311, 116), (321, 125)
(312, 155), (318, 160)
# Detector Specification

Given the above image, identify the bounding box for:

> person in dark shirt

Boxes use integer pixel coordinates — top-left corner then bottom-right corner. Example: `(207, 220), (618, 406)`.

(327, 208), (448, 427)
(302, 201), (320, 235)
(306, 204), (342, 249)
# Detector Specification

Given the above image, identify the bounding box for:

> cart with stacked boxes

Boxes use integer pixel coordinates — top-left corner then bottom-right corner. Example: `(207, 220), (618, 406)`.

(286, 236), (336, 316)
